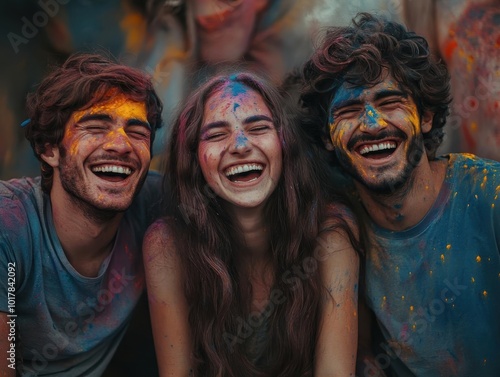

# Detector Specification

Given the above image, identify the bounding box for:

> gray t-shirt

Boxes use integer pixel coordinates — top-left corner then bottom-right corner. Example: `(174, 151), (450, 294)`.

(0, 172), (162, 376)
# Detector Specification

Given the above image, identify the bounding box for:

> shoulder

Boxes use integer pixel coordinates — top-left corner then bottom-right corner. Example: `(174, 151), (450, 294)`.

(316, 203), (360, 261)
(0, 176), (41, 200)
(0, 177), (41, 231)
(322, 202), (359, 237)
(143, 218), (185, 286)
(144, 218), (176, 250)
(0, 178), (42, 282)
(446, 153), (500, 191)
(447, 153), (500, 174)
(143, 218), (180, 269)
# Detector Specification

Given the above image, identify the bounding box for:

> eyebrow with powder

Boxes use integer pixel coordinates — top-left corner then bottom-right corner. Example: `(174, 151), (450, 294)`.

(330, 89), (408, 114)
(330, 99), (362, 113)
(127, 118), (151, 130)
(78, 113), (151, 130)
(77, 114), (112, 124)
(200, 120), (228, 132)
(243, 115), (273, 124)
(373, 89), (408, 101)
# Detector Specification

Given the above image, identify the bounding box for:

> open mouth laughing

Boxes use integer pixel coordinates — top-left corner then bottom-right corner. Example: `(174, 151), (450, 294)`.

(91, 164), (133, 182)
(357, 141), (398, 159)
(224, 163), (263, 183)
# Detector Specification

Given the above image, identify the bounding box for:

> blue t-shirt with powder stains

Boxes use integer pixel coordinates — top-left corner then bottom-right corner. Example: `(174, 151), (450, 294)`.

(0, 172), (162, 376)
(365, 154), (500, 377)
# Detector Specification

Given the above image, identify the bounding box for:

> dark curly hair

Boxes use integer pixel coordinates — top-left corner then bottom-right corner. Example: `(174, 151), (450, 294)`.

(300, 12), (451, 159)
(24, 52), (163, 193)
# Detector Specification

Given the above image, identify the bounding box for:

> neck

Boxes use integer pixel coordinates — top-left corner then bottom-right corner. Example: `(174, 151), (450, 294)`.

(229, 206), (270, 258)
(50, 183), (123, 277)
(231, 206), (274, 311)
(356, 158), (447, 231)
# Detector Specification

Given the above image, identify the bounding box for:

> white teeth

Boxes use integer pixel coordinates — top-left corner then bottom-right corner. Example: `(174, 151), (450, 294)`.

(91, 165), (132, 175)
(360, 142), (397, 155)
(225, 164), (263, 177)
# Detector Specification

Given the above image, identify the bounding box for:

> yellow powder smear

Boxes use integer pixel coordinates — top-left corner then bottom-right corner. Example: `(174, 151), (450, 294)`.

(72, 93), (147, 124)
(446, 244), (452, 250)
(476, 256), (482, 263)
(462, 153), (477, 160)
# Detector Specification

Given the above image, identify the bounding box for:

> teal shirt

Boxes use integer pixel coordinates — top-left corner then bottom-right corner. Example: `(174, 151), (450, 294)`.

(365, 154), (500, 376)
(0, 172), (162, 376)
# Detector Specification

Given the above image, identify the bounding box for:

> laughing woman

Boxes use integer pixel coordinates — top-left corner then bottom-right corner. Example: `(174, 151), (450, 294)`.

(143, 72), (361, 377)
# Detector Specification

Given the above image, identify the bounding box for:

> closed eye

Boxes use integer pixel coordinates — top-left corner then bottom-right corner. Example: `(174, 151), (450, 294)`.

(201, 132), (227, 141)
(378, 96), (404, 107)
(335, 107), (361, 118)
(248, 124), (272, 133)
(85, 125), (107, 132)
(127, 126), (151, 139)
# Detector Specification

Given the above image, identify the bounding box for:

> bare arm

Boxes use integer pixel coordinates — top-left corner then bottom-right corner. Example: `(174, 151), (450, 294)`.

(0, 312), (16, 377)
(314, 225), (360, 377)
(143, 220), (193, 377)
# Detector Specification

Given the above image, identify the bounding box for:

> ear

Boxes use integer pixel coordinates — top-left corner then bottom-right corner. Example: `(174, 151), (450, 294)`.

(421, 111), (433, 134)
(322, 135), (335, 151)
(40, 143), (60, 168)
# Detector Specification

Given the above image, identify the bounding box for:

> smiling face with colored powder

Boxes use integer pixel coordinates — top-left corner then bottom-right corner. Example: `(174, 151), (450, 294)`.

(327, 73), (432, 194)
(197, 81), (282, 211)
(46, 92), (152, 214)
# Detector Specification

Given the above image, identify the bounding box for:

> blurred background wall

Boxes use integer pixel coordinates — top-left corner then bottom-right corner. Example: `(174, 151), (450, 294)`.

(0, 0), (498, 181)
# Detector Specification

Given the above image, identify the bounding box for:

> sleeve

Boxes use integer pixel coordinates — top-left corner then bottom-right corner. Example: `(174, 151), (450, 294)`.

(0, 195), (31, 313)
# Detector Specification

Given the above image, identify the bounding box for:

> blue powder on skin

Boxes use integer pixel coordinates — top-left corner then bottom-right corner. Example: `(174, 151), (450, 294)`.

(235, 131), (248, 148)
(226, 81), (248, 97)
(364, 104), (380, 128)
(329, 85), (366, 124)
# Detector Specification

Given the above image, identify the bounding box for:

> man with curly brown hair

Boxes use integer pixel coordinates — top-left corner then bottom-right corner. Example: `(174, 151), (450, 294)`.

(299, 13), (500, 377)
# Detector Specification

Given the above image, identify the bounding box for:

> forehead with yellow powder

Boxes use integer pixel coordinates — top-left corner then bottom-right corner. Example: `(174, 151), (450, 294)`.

(71, 92), (148, 125)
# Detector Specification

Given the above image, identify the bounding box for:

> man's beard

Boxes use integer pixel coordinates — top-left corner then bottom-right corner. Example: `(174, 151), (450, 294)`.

(57, 148), (142, 222)
(336, 132), (426, 196)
